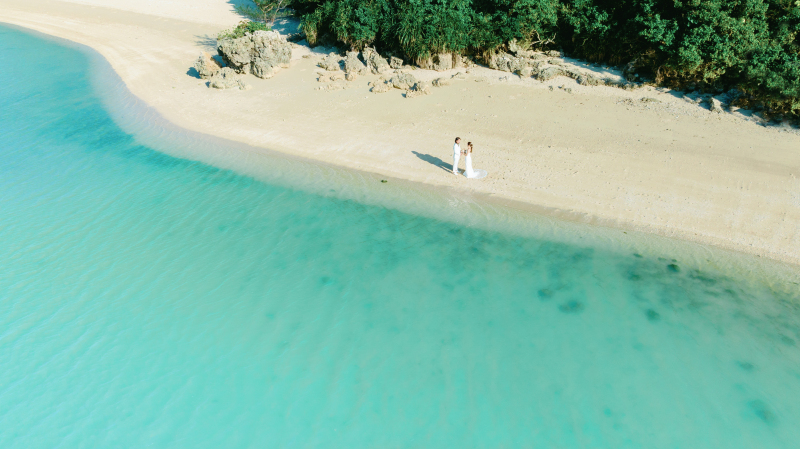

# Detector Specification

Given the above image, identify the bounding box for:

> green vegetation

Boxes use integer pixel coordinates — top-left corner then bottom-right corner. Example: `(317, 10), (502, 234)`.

(217, 20), (272, 40)
(290, 0), (799, 117)
(236, 0), (294, 25)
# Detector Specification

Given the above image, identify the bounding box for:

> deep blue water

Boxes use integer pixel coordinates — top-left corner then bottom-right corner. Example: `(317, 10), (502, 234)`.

(1, 25), (799, 448)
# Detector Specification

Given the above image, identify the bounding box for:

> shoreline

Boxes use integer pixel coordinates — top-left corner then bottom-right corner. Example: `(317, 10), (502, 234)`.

(2, 0), (799, 269)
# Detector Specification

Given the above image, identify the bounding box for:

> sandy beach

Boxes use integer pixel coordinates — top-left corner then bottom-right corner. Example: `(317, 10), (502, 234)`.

(2, 0), (799, 266)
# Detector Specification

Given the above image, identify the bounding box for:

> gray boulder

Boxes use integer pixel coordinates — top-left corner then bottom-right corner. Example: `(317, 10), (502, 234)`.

(709, 97), (724, 113)
(362, 47), (391, 74)
(369, 78), (392, 93)
(418, 53), (454, 71)
(432, 77), (452, 87)
(576, 74), (602, 86)
(344, 51), (367, 76)
(535, 66), (566, 81)
(194, 51), (221, 79)
(217, 31), (292, 79)
(319, 53), (343, 71)
(488, 52), (514, 72)
(208, 67), (250, 90)
(251, 31), (291, 79)
(217, 36), (255, 74)
(390, 72), (418, 90)
(406, 81), (431, 98)
(389, 56), (404, 69)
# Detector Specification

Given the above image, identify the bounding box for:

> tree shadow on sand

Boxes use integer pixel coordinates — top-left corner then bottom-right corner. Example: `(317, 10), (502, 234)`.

(412, 151), (452, 173)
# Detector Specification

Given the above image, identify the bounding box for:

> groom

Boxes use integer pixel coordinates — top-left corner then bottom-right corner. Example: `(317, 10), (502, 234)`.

(452, 137), (462, 175)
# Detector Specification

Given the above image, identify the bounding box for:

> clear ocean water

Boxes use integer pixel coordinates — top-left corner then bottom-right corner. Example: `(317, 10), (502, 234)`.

(1, 25), (799, 448)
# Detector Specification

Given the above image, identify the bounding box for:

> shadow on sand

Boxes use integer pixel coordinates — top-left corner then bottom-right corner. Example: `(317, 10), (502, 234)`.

(412, 151), (452, 173)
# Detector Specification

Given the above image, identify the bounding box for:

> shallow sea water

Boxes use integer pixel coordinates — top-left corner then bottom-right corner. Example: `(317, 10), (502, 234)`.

(1, 25), (799, 448)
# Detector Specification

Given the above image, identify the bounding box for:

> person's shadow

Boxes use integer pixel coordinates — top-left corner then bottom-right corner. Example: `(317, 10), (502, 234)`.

(412, 151), (452, 173)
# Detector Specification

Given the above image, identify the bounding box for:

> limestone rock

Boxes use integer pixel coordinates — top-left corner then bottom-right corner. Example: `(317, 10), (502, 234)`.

(344, 51), (367, 76)
(389, 73), (418, 90)
(518, 66), (533, 78)
(217, 31), (292, 79)
(489, 51), (534, 75)
(418, 53), (454, 71)
(535, 66), (565, 81)
(451, 72), (467, 80)
(194, 52), (221, 79)
(576, 74), (602, 86)
(217, 36), (255, 74)
(709, 97), (724, 113)
(208, 67), (249, 90)
(389, 56), (404, 69)
(432, 77), (451, 87)
(369, 79), (392, 93)
(362, 47), (391, 74)
(488, 52), (514, 72)
(405, 81), (431, 98)
(546, 50), (562, 58)
(250, 31), (291, 79)
(319, 53), (343, 71)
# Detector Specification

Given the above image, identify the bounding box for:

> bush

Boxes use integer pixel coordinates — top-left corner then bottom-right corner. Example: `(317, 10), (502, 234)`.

(293, 0), (800, 117)
(217, 21), (272, 40)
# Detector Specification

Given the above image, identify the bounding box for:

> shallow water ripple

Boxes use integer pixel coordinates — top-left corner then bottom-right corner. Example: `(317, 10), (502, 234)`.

(1, 25), (799, 449)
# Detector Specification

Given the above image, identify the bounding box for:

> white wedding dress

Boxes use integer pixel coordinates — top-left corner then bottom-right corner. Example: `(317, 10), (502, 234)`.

(464, 153), (487, 179)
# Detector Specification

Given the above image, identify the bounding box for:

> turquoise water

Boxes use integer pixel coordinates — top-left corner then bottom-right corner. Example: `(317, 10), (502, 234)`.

(1, 25), (800, 448)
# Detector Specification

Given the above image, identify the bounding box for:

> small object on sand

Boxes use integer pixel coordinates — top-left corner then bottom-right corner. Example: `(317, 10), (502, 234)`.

(380, 179), (388, 183)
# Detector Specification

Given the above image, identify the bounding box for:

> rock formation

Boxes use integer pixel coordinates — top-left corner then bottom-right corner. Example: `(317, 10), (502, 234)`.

(535, 66), (565, 81)
(250, 31), (292, 79)
(405, 81), (431, 98)
(362, 47), (391, 74)
(319, 53), (343, 71)
(194, 52), (221, 79)
(216, 30), (291, 80)
(208, 67), (250, 90)
(344, 51), (367, 79)
(389, 73), (418, 90)
(389, 57), (404, 69)
(709, 97), (724, 113)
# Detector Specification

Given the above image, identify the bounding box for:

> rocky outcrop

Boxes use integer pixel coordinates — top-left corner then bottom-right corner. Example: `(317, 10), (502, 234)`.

(194, 52), (222, 79)
(576, 74), (603, 86)
(389, 73), (418, 90)
(208, 67), (250, 90)
(319, 53), (342, 71)
(417, 53), (460, 71)
(344, 51), (367, 79)
(217, 31), (291, 79)
(251, 31), (292, 79)
(362, 47), (391, 74)
(369, 78), (392, 93)
(535, 66), (565, 81)
(389, 57), (404, 69)
(406, 81), (431, 98)
(432, 77), (451, 87)
(709, 97), (724, 113)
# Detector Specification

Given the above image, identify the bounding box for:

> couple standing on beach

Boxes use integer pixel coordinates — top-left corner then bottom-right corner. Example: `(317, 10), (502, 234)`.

(453, 137), (488, 179)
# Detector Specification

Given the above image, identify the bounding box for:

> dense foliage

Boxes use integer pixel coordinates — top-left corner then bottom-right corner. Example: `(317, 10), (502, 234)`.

(289, 0), (800, 116)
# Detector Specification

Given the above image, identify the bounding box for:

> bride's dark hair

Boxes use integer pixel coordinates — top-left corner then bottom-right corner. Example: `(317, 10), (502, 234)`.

(467, 142), (473, 152)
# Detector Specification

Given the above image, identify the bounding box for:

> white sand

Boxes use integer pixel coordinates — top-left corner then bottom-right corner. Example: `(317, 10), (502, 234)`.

(2, 0), (799, 266)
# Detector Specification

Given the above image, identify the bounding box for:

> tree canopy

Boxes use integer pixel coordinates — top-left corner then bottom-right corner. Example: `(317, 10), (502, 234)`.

(288, 0), (799, 116)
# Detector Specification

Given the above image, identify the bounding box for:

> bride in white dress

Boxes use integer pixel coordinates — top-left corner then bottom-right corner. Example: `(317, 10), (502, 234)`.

(463, 142), (488, 179)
